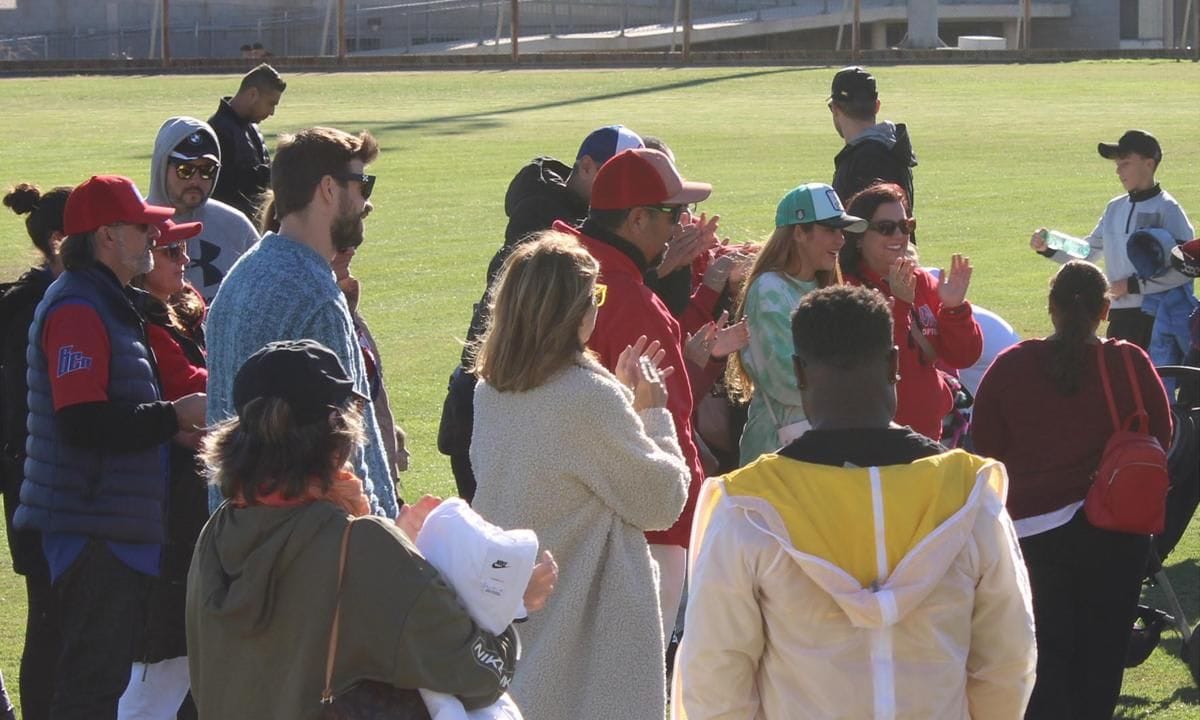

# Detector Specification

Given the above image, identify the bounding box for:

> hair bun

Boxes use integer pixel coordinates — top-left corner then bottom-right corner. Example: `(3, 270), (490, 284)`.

(3, 183), (42, 216)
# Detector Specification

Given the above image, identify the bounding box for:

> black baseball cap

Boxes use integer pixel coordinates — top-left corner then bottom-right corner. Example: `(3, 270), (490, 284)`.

(232, 340), (366, 424)
(1098, 130), (1162, 163)
(830, 66), (878, 104)
(170, 131), (220, 164)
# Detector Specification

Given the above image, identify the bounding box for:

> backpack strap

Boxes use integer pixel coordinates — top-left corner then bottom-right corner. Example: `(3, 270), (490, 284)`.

(1096, 342), (1122, 433)
(1117, 343), (1150, 433)
(321, 519), (356, 705)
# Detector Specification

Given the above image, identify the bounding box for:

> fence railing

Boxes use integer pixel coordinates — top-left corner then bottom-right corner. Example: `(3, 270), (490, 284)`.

(1, 0), (1197, 60)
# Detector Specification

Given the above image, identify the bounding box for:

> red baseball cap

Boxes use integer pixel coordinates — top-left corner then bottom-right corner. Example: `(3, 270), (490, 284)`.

(157, 218), (203, 246)
(63, 175), (176, 236)
(1171, 238), (1200, 278)
(589, 149), (712, 211)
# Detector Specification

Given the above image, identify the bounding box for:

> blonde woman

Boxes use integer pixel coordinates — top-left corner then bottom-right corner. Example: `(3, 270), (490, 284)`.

(727, 183), (866, 465)
(471, 230), (690, 720)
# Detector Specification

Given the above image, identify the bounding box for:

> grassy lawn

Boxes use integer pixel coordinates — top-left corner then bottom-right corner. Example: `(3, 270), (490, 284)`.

(0, 62), (1197, 715)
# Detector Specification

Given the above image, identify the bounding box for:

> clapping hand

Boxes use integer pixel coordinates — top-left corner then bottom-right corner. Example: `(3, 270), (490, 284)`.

(886, 256), (918, 304)
(685, 311), (750, 367)
(937, 254), (973, 308)
(616, 335), (674, 412)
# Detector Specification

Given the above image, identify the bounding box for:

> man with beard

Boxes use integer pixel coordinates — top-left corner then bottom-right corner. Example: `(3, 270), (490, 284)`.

(204, 127), (402, 519)
(208, 63), (286, 221)
(14, 175), (207, 719)
(555, 148), (713, 646)
(147, 116), (260, 303)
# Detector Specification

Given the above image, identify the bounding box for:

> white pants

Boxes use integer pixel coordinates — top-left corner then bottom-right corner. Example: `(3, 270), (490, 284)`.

(117, 657), (190, 720)
(650, 544), (687, 640)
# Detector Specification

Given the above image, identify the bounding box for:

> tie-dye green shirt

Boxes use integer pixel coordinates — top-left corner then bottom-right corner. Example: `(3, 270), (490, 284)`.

(739, 271), (819, 465)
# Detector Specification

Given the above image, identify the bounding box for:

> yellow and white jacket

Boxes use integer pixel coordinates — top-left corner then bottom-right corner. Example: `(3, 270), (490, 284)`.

(672, 450), (1036, 720)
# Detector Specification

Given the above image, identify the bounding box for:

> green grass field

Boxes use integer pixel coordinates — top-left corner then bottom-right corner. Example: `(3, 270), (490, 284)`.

(0, 62), (1197, 716)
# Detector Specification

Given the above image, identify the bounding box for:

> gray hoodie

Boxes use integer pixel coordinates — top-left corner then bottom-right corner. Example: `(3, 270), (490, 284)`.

(149, 117), (260, 303)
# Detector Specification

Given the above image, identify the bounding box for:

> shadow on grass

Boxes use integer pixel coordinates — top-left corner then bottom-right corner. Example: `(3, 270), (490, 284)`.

(1114, 683), (1200, 718)
(343, 66), (807, 135)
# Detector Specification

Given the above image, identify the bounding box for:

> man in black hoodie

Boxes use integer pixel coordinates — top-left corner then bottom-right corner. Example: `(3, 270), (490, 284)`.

(828, 66), (918, 216)
(438, 126), (643, 500)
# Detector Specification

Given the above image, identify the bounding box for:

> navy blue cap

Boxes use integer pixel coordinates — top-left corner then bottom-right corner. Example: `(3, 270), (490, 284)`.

(576, 125), (644, 164)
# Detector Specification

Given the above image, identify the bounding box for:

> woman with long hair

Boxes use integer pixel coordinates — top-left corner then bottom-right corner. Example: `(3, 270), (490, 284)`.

(470, 230), (690, 720)
(727, 183), (865, 465)
(1, 182), (70, 720)
(840, 181), (982, 441)
(119, 221), (208, 719)
(973, 260), (1172, 719)
(188, 339), (527, 719)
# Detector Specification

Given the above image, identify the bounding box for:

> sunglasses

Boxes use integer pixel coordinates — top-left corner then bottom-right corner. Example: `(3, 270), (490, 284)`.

(154, 243), (187, 261)
(172, 163), (219, 181)
(868, 218), (917, 236)
(645, 205), (688, 224)
(334, 172), (376, 201)
(592, 283), (608, 308)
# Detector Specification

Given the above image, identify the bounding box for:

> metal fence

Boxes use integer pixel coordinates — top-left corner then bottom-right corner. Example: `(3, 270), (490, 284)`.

(1, 0), (1197, 60)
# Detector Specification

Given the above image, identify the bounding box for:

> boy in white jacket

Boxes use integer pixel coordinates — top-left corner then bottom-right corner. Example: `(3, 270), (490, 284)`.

(1031, 129), (1194, 349)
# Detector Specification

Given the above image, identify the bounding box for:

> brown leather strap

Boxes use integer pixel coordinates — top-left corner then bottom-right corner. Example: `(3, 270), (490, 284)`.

(321, 520), (356, 704)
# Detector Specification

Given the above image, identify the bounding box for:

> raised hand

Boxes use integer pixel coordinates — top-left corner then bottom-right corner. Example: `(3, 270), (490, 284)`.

(709, 311), (750, 358)
(684, 323), (717, 367)
(886, 256), (918, 304)
(938, 253), (973, 308)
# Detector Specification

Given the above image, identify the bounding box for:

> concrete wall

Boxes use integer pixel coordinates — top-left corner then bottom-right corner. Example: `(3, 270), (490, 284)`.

(1031, 0), (1120, 49)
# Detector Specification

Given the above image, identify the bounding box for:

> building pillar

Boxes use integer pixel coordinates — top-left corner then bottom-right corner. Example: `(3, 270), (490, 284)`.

(870, 21), (888, 49)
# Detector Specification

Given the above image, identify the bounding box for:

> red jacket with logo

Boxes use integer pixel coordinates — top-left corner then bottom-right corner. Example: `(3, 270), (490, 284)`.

(561, 222), (700, 548)
(846, 267), (982, 440)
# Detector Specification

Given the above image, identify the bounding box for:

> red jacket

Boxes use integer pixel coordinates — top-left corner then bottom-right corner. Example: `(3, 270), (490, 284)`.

(846, 267), (982, 440)
(562, 221), (701, 548)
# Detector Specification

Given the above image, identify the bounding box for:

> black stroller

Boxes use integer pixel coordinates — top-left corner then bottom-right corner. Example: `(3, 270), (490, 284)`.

(1125, 365), (1200, 687)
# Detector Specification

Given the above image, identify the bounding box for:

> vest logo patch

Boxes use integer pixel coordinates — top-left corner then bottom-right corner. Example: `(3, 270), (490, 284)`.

(56, 345), (93, 377)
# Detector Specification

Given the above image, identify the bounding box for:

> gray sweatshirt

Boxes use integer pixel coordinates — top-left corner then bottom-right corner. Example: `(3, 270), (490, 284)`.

(148, 116), (260, 303)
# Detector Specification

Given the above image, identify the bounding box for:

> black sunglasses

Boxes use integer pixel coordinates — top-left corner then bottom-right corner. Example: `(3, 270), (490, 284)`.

(172, 163), (219, 181)
(644, 205), (687, 224)
(868, 218), (917, 236)
(333, 172), (376, 201)
(153, 242), (187, 261)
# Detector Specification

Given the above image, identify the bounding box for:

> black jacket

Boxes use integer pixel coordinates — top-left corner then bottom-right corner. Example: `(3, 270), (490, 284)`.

(207, 97), (271, 221)
(438, 157), (587, 467)
(469, 157), (588, 356)
(136, 303), (210, 664)
(832, 122), (918, 210)
(0, 267), (52, 575)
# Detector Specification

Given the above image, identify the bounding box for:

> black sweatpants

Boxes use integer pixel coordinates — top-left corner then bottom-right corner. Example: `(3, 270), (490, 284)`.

(1019, 509), (1149, 720)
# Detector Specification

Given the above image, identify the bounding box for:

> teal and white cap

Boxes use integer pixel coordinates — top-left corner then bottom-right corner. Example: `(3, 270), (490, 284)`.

(775, 182), (868, 231)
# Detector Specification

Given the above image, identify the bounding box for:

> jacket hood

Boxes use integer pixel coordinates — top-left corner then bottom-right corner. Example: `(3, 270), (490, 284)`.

(0, 267), (53, 324)
(192, 501), (342, 635)
(503, 156), (575, 219)
(848, 121), (918, 169)
(149, 117), (222, 217)
(715, 450), (1005, 628)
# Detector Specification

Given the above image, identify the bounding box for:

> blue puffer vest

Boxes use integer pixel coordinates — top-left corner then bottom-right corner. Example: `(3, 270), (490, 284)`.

(14, 265), (168, 544)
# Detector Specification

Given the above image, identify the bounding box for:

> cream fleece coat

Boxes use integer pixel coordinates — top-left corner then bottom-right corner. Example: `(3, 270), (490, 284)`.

(471, 355), (690, 720)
